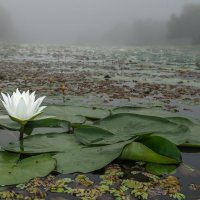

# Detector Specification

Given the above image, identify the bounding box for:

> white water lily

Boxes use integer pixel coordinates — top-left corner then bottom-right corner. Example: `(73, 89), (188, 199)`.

(1, 89), (46, 124)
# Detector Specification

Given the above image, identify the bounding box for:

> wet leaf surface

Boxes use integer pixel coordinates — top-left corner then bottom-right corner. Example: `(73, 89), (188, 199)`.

(0, 153), (56, 186)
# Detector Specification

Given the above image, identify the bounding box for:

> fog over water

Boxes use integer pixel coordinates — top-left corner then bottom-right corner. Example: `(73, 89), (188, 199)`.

(0, 0), (200, 45)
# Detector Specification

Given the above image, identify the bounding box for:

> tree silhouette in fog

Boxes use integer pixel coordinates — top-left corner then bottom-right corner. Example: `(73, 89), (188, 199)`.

(168, 4), (200, 44)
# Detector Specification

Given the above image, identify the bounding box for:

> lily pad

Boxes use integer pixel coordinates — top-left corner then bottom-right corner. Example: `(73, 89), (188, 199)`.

(120, 136), (182, 164)
(24, 118), (70, 135)
(0, 115), (20, 131)
(3, 131), (133, 174)
(74, 125), (115, 145)
(4, 133), (78, 154)
(41, 106), (85, 124)
(0, 152), (56, 186)
(167, 116), (198, 126)
(94, 113), (189, 145)
(43, 105), (110, 121)
(0, 151), (19, 163)
(146, 163), (177, 175)
(139, 136), (182, 162)
(112, 106), (181, 118)
(167, 117), (200, 147)
(54, 140), (131, 174)
(186, 125), (200, 147)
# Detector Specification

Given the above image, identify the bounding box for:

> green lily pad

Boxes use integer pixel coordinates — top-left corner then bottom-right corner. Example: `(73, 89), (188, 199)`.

(167, 117), (200, 147)
(112, 106), (181, 118)
(24, 118), (70, 135)
(43, 105), (110, 121)
(0, 115), (20, 131)
(3, 133), (182, 174)
(94, 113), (189, 145)
(0, 153), (56, 186)
(4, 131), (132, 174)
(112, 109), (200, 147)
(74, 125), (115, 145)
(120, 136), (182, 164)
(0, 151), (19, 163)
(41, 106), (85, 124)
(4, 133), (78, 154)
(54, 140), (131, 174)
(139, 136), (182, 162)
(146, 163), (177, 175)
(186, 125), (200, 147)
(167, 116), (198, 126)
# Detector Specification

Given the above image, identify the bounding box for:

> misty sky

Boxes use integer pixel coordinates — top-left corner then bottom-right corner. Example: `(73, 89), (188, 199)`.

(0, 0), (200, 44)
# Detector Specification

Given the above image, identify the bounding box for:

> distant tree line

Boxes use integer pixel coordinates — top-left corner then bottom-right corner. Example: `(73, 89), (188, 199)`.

(1, 3), (200, 45)
(167, 4), (200, 44)
(102, 4), (200, 45)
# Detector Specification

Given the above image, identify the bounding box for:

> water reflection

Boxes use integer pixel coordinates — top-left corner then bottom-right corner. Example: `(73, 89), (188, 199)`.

(0, 129), (19, 146)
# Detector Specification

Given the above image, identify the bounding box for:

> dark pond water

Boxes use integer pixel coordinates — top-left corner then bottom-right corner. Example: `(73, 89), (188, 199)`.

(179, 151), (200, 200)
(0, 129), (19, 146)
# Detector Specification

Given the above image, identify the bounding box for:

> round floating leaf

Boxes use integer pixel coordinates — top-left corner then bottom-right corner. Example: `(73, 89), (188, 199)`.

(167, 117), (197, 127)
(112, 106), (181, 118)
(3, 133), (130, 174)
(167, 117), (200, 147)
(4, 132), (133, 174)
(54, 140), (131, 174)
(43, 105), (110, 121)
(120, 142), (179, 164)
(24, 118), (70, 135)
(42, 106), (86, 124)
(74, 125), (115, 145)
(94, 113), (189, 145)
(4, 133), (79, 154)
(112, 108), (200, 147)
(146, 163), (177, 175)
(0, 151), (19, 163)
(139, 136), (182, 162)
(186, 125), (200, 147)
(0, 115), (20, 131)
(120, 136), (182, 164)
(0, 153), (56, 186)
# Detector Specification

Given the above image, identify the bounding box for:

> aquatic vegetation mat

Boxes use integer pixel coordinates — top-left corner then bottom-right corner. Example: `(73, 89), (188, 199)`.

(0, 164), (187, 200)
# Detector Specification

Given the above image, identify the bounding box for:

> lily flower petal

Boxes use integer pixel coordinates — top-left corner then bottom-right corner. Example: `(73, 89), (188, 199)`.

(1, 89), (46, 124)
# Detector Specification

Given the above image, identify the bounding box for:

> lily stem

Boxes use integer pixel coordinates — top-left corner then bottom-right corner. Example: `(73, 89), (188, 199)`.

(19, 124), (25, 141)
(19, 124), (25, 160)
